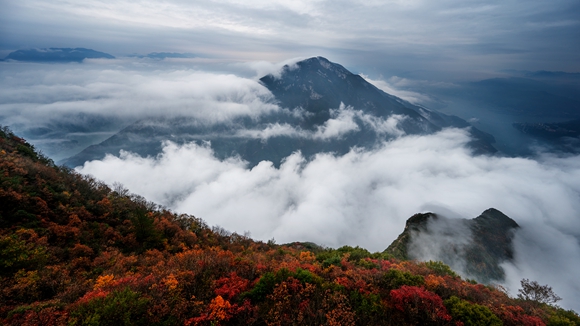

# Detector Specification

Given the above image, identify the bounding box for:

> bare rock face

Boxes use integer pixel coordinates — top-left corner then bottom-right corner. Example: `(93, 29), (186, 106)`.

(385, 208), (519, 283)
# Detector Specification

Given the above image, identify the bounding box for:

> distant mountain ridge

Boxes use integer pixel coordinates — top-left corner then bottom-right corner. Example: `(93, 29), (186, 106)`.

(61, 56), (496, 167)
(128, 52), (197, 59)
(385, 208), (520, 283)
(2, 48), (115, 62)
(513, 119), (580, 153)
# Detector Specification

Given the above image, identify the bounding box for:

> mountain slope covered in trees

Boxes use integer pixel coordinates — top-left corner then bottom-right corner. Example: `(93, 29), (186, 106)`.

(1, 127), (578, 325)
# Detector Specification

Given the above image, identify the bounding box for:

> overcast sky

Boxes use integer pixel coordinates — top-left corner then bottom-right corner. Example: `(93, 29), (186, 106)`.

(1, 0), (579, 79)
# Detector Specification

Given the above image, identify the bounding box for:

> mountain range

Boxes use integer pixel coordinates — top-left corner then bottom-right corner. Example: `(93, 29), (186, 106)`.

(61, 57), (496, 167)
(1, 48), (115, 62)
(417, 73), (580, 156)
(1, 48), (199, 63)
(128, 52), (197, 59)
(4, 52), (579, 161)
(513, 119), (580, 153)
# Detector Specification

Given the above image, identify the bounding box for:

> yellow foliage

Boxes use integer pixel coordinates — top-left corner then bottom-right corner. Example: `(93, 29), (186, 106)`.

(299, 251), (316, 262)
(163, 273), (179, 291)
(209, 295), (231, 321)
(94, 274), (115, 290)
(16, 270), (40, 286)
(425, 274), (445, 290)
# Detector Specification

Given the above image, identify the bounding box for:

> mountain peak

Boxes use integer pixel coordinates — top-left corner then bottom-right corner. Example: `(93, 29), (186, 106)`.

(475, 208), (520, 229)
(259, 56), (432, 126)
(270, 56), (353, 83)
(385, 208), (519, 283)
(305, 56), (351, 75)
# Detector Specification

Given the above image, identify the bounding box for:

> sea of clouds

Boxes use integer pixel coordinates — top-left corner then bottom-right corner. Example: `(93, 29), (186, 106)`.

(78, 129), (580, 310)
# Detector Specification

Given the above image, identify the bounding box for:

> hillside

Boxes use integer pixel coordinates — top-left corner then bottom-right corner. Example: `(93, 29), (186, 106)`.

(1, 127), (578, 325)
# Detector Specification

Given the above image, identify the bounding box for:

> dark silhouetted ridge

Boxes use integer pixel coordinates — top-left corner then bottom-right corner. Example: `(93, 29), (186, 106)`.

(4, 48), (114, 62)
(385, 208), (519, 283)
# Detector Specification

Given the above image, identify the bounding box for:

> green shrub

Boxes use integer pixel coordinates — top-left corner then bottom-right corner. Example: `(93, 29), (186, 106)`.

(444, 296), (502, 326)
(0, 232), (48, 275)
(548, 315), (576, 326)
(424, 260), (458, 278)
(242, 268), (319, 303)
(349, 290), (385, 324)
(336, 245), (372, 261)
(130, 209), (163, 251)
(294, 268), (315, 284)
(356, 258), (379, 269)
(383, 269), (425, 289)
(70, 287), (150, 326)
(548, 308), (580, 326)
(322, 255), (342, 268)
(16, 144), (38, 160)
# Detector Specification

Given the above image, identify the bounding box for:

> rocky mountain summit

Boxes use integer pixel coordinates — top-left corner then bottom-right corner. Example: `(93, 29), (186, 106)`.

(385, 208), (519, 283)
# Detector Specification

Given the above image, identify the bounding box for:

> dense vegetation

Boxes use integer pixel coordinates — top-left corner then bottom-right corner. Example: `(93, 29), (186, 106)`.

(1, 126), (578, 325)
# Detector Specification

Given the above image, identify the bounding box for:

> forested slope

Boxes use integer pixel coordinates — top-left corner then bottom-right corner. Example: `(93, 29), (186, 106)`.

(0, 127), (577, 325)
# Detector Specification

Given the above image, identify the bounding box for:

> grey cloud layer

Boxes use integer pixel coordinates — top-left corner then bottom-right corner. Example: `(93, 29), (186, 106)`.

(2, 0), (579, 75)
(78, 128), (580, 310)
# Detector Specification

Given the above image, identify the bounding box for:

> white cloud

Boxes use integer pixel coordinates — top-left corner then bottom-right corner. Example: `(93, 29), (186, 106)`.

(234, 57), (304, 79)
(358, 114), (407, 137)
(361, 74), (433, 105)
(237, 123), (307, 140)
(0, 61), (282, 160)
(235, 103), (406, 141)
(503, 223), (580, 311)
(408, 216), (474, 277)
(0, 62), (278, 127)
(312, 103), (360, 139)
(77, 128), (580, 310)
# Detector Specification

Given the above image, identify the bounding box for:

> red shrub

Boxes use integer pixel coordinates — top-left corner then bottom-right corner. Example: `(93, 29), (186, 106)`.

(390, 285), (452, 324)
(214, 272), (250, 300)
(493, 305), (545, 326)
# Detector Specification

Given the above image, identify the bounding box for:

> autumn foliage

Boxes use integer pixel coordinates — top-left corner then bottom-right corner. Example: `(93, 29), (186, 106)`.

(1, 126), (578, 325)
